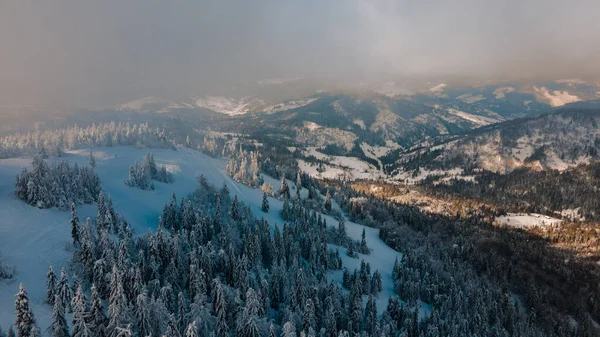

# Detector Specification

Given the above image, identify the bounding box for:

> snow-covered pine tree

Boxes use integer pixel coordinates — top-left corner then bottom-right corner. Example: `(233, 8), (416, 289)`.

(146, 153), (158, 179)
(0, 251), (13, 280)
(261, 192), (270, 213)
(125, 166), (135, 187)
(337, 218), (346, 245)
(89, 149), (96, 169)
(324, 190), (332, 212)
(359, 228), (369, 254)
(71, 203), (80, 246)
(71, 286), (89, 337)
(49, 296), (69, 337)
(15, 169), (28, 200)
(231, 195), (240, 221)
(364, 296), (377, 337)
(236, 289), (262, 337)
(97, 191), (107, 230)
(279, 175), (290, 199)
(177, 292), (187, 335)
(268, 324), (276, 337)
(57, 269), (73, 313)
(89, 284), (107, 337)
(15, 283), (39, 337)
(46, 266), (57, 305)
(296, 171), (302, 191)
(220, 182), (230, 199)
(134, 290), (152, 337)
(213, 282), (229, 337)
(371, 271), (382, 294)
(281, 321), (296, 337)
(164, 314), (181, 337)
(185, 321), (198, 337)
(107, 270), (130, 337)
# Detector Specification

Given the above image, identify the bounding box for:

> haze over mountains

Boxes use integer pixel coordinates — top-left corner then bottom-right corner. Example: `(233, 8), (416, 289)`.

(4, 1), (600, 336)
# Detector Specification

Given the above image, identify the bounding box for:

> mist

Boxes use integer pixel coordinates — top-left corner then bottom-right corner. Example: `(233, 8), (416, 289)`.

(1, 0), (599, 107)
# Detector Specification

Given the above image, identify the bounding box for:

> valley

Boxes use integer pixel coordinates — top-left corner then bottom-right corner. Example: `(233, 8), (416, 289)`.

(2, 81), (600, 337)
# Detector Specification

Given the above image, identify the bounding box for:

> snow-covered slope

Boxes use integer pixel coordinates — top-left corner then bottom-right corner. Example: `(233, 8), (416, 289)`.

(262, 97), (318, 114)
(534, 86), (581, 107)
(195, 96), (265, 116)
(393, 108), (600, 175)
(0, 146), (402, 330)
(118, 97), (194, 113)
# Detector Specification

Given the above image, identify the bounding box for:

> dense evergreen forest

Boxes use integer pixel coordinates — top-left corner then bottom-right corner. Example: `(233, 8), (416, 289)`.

(422, 163), (600, 221)
(336, 181), (600, 337)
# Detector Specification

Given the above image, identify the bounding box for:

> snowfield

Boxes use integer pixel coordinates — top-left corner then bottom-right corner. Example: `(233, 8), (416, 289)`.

(262, 97), (318, 114)
(534, 86), (580, 107)
(0, 158), (98, 330)
(299, 147), (383, 181)
(0, 146), (403, 330)
(496, 213), (562, 228)
(447, 108), (500, 126)
(195, 96), (264, 116)
(429, 83), (447, 93)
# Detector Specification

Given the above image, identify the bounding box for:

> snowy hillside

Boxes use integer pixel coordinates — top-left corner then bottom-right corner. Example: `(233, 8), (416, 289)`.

(299, 147), (383, 181)
(0, 146), (403, 331)
(391, 108), (600, 175)
(195, 96), (265, 116)
(118, 97), (194, 113)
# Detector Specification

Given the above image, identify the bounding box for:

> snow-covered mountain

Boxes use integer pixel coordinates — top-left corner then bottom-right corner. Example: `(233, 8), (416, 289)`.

(390, 107), (600, 175)
(194, 96), (267, 116)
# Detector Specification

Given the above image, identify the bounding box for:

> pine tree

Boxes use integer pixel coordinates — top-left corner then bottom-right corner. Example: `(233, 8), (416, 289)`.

(371, 271), (382, 294)
(237, 289), (262, 337)
(337, 218), (346, 245)
(57, 269), (73, 313)
(364, 296), (377, 336)
(125, 166), (135, 187)
(88, 149), (96, 169)
(7, 327), (14, 337)
(71, 286), (89, 337)
(107, 272), (130, 337)
(261, 192), (270, 213)
(71, 203), (80, 246)
(15, 284), (39, 337)
(220, 182), (230, 199)
(89, 284), (107, 337)
(296, 171), (302, 191)
(46, 266), (57, 305)
(231, 196), (240, 221)
(324, 191), (332, 212)
(164, 314), (181, 337)
(97, 191), (106, 230)
(185, 322), (198, 337)
(303, 299), (316, 332)
(359, 228), (369, 254)
(214, 282), (229, 337)
(177, 292), (187, 335)
(281, 321), (295, 337)
(0, 325), (5, 337)
(279, 175), (290, 200)
(268, 324), (276, 337)
(281, 199), (290, 220)
(49, 296), (69, 337)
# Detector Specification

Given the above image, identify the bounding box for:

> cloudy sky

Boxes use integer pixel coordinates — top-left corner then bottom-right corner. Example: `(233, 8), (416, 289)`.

(1, 0), (599, 106)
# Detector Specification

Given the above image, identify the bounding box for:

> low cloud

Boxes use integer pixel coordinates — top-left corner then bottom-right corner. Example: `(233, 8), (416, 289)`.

(1, 0), (599, 106)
